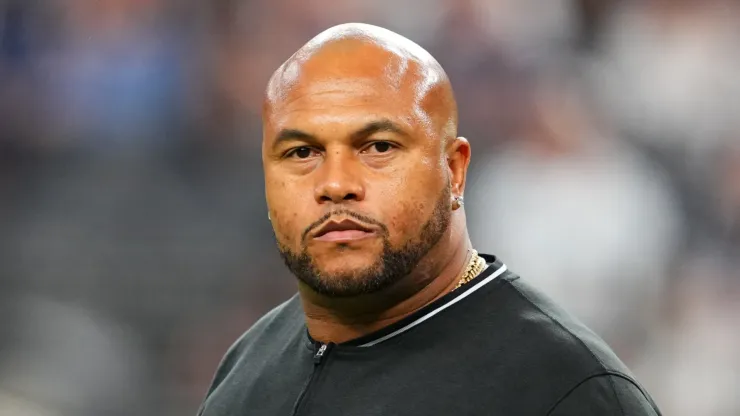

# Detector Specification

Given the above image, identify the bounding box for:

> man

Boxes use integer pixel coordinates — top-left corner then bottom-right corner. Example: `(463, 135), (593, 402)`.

(197, 23), (662, 415)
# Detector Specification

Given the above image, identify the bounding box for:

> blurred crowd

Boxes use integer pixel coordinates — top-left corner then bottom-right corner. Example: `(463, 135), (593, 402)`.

(1, 0), (739, 415)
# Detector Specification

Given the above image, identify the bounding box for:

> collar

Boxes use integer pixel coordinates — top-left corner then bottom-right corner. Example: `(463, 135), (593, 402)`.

(306, 254), (508, 348)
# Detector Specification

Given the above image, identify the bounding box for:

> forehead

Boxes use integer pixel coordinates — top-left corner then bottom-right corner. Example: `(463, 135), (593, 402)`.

(267, 74), (427, 135)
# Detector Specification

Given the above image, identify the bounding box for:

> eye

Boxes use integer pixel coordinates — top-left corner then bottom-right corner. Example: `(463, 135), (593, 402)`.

(286, 146), (320, 159)
(362, 141), (395, 154)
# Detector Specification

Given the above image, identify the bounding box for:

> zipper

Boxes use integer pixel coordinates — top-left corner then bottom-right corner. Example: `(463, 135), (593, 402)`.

(313, 343), (328, 363)
(291, 342), (333, 416)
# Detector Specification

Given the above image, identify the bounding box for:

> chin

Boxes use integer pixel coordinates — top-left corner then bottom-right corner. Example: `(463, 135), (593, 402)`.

(310, 239), (380, 259)
(296, 250), (399, 298)
(314, 251), (379, 275)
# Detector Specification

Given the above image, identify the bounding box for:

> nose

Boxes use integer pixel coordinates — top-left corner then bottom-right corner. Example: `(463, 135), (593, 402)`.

(314, 150), (366, 205)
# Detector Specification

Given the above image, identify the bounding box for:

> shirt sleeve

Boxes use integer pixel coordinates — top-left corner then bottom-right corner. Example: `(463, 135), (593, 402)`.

(548, 373), (662, 416)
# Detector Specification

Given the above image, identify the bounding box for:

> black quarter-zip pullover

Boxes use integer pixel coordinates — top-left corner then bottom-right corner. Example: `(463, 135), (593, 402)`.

(198, 254), (661, 416)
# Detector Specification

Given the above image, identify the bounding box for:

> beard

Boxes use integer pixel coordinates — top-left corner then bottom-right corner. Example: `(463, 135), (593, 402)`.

(276, 187), (452, 298)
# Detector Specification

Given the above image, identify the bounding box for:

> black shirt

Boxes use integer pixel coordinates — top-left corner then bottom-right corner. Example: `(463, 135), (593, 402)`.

(197, 254), (662, 415)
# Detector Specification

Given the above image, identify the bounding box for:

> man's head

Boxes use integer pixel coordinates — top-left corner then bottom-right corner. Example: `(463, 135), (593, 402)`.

(262, 23), (471, 298)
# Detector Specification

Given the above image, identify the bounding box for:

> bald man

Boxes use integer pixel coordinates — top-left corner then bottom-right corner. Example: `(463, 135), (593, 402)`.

(197, 24), (661, 416)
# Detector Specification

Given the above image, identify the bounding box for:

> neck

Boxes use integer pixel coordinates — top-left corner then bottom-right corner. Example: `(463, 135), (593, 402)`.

(300, 230), (473, 344)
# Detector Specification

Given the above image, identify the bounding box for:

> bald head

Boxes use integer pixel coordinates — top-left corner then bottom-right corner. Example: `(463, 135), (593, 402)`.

(262, 24), (471, 299)
(263, 23), (458, 143)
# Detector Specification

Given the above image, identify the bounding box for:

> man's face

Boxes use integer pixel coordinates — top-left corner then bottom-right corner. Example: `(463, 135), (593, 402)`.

(263, 61), (452, 297)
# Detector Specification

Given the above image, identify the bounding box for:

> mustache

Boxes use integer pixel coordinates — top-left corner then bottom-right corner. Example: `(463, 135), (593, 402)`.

(302, 209), (388, 242)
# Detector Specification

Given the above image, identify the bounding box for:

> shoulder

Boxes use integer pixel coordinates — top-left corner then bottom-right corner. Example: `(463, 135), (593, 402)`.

(233, 293), (305, 350)
(200, 294), (303, 398)
(497, 275), (633, 375)
(547, 373), (662, 415)
(483, 273), (661, 413)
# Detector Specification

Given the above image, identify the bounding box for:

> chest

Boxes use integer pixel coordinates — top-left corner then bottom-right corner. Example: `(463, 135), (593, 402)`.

(200, 346), (562, 416)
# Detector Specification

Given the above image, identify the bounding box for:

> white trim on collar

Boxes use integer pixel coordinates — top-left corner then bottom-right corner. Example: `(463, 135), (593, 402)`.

(358, 264), (508, 347)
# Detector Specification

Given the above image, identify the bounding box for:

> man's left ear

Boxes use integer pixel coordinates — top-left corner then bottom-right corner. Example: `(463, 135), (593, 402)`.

(446, 136), (471, 197)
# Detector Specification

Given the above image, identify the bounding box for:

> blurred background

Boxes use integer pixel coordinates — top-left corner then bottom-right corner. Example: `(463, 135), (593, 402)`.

(0, 0), (739, 414)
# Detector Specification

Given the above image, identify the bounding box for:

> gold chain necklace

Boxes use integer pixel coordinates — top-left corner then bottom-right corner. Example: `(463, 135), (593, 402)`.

(453, 249), (486, 291)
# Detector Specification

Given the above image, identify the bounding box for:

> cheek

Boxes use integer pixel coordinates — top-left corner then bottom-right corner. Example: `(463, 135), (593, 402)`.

(379, 158), (445, 242)
(266, 178), (306, 245)
(273, 210), (300, 240)
(385, 198), (428, 242)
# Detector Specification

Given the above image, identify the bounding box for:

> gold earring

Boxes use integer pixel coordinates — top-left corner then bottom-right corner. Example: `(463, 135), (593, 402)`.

(452, 195), (464, 210)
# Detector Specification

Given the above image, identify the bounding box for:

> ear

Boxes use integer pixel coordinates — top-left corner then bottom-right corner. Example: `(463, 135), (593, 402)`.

(446, 136), (472, 197)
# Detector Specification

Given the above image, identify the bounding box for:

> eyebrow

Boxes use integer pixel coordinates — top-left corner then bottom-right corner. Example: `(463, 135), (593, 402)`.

(272, 119), (409, 151)
(350, 119), (409, 141)
(273, 129), (317, 149)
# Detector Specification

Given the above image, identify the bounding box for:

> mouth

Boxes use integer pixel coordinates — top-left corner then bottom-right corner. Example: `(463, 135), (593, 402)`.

(312, 218), (377, 243)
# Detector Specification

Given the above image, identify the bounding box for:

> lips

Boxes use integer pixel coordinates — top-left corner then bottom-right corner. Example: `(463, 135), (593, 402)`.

(312, 218), (376, 242)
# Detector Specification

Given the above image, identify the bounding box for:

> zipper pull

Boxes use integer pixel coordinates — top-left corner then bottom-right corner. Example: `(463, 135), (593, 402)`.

(313, 343), (328, 364)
